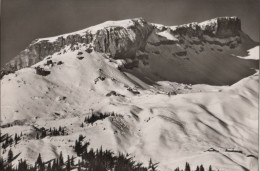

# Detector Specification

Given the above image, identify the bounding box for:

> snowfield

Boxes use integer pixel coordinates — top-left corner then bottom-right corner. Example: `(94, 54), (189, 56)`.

(236, 46), (259, 60)
(1, 17), (259, 171)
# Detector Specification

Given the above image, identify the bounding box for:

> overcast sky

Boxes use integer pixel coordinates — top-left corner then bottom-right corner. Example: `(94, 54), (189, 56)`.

(1, 0), (259, 66)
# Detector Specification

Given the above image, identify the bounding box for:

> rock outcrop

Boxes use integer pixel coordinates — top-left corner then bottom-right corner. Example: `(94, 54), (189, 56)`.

(170, 17), (241, 38)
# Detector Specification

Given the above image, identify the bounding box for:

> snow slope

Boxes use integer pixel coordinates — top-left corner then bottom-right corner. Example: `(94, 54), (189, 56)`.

(236, 46), (259, 60)
(1, 17), (259, 171)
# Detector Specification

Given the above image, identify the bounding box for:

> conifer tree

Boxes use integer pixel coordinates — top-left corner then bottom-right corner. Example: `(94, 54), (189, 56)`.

(174, 167), (180, 171)
(75, 140), (80, 155)
(52, 159), (57, 170)
(47, 162), (51, 171)
(78, 159), (81, 171)
(148, 158), (159, 171)
(59, 151), (64, 165)
(0, 157), (3, 170)
(41, 130), (46, 138)
(66, 155), (71, 171)
(14, 133), (18, 144)
(71, 156), (74, 166)
(185, 162), (191, 171)
(200, 164), (205, 171)
(78, 135), (84, 142)
(5, 137), (9, 147)
(36, 153), (43, 166)
(62, 128), (65, 135)
(148, 158), (152, 168)
(8, 149), (13, 163)
(35, 153), (45, 171)
(9, 137), (13, 145)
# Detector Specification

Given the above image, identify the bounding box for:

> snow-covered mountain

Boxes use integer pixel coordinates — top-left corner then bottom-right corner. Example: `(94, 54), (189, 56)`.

(1, 17), (259, 171)
(1, 17), (258, 85)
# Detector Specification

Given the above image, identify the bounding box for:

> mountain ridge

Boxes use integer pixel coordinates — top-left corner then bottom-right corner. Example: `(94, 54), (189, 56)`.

(1, 16), (257, 80)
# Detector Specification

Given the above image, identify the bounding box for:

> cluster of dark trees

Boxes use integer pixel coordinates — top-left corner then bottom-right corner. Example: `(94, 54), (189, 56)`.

(1, 145), (149, 170)
(35, 131), (46, 140)
(0, 150), (213, 171)
(0, 149), (22, 170)
(83, 112), (118, 125)
(1, 133), (22, 152)
(0, 134), (154, 171)
(48, 126), (66, 136)
(35, 126), (66, 139)
(1, 134), (214, 171)
(174, 162), (212, 171)
(74, 135), (89, 156)
(79, 147), (149, 171)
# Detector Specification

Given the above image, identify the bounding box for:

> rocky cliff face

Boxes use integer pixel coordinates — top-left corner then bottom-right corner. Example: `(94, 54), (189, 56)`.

(215, 17), (241, 37)
(167, 17), (242, 45)
(0, 17), (254, 79)
(93, 19), (153, 58)
(1, 18), (153, 78)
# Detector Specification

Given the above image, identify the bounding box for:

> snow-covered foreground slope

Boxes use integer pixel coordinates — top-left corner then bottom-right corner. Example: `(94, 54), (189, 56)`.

(236, 46), (259, 60)
(1, 17), (259, 171)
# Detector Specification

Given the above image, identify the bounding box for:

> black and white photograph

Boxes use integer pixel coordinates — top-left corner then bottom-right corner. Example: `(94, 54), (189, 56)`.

(0, 0), (259, 170)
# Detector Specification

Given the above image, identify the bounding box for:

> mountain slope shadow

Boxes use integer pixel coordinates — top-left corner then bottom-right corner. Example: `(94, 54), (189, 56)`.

(125, 50), (258, 86)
